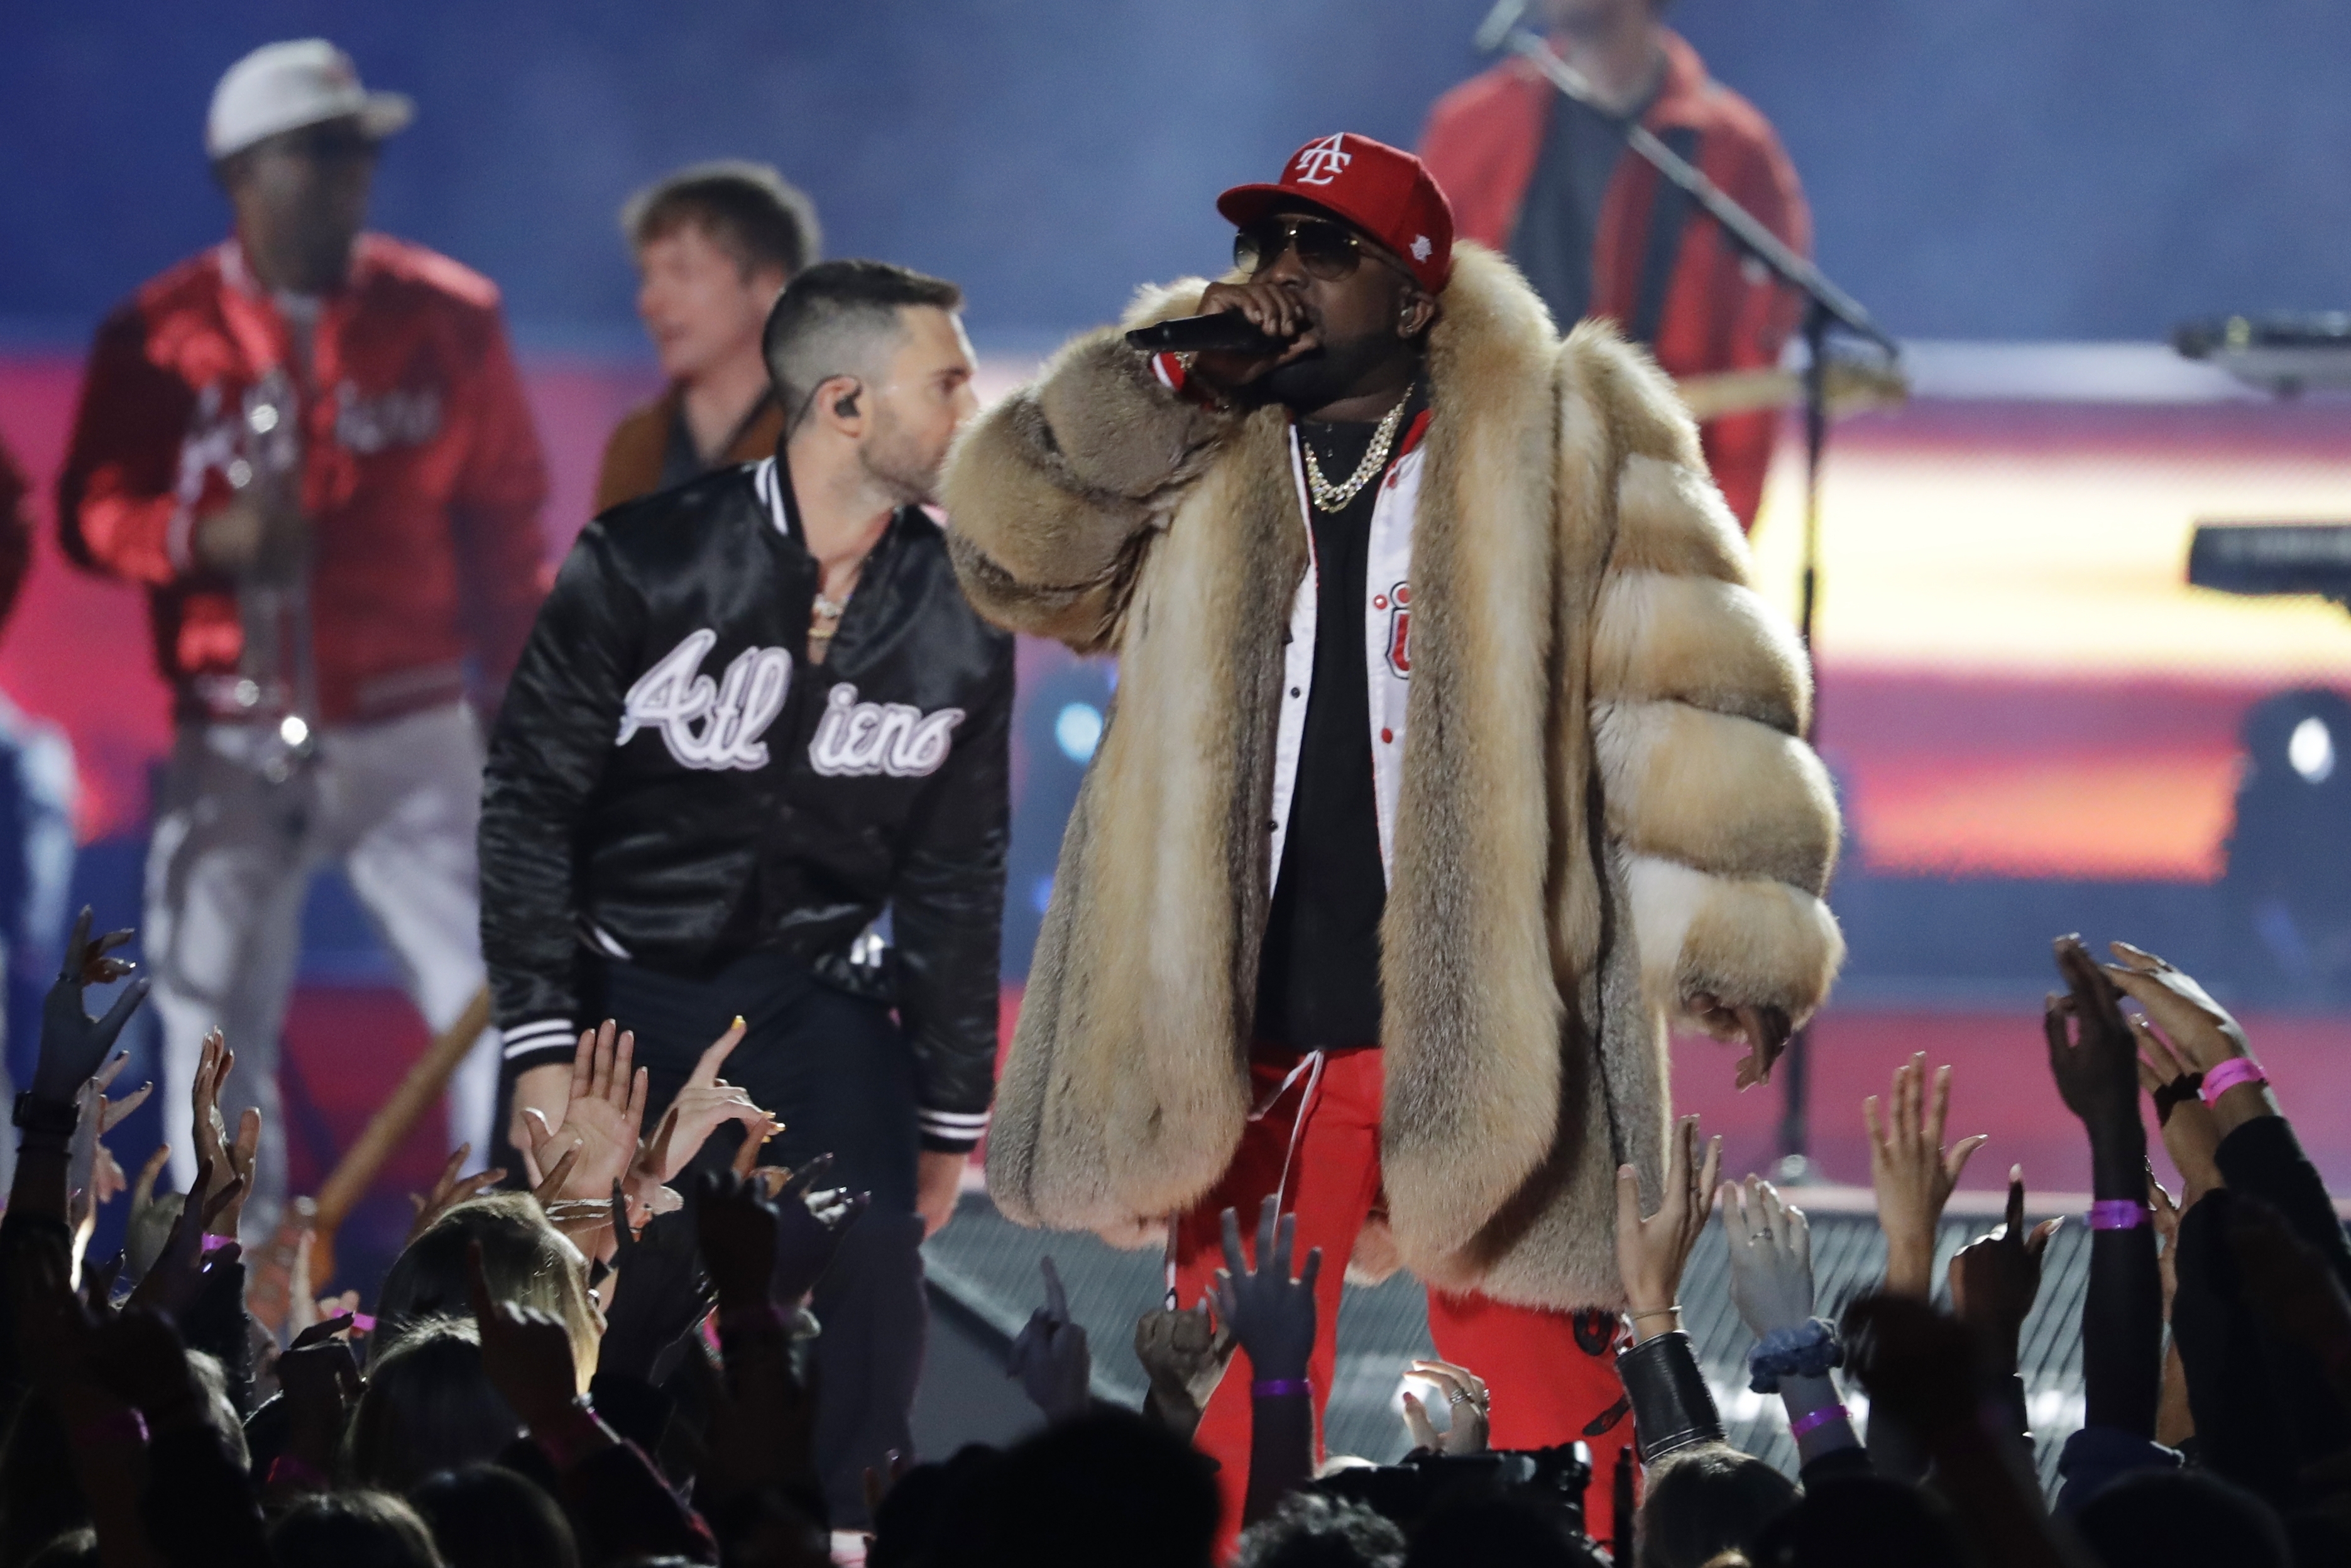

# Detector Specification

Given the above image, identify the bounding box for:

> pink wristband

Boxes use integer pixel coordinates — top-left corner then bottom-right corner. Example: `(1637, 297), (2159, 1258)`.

(201, 1233), (237, 1254)
(1787, 1403), (1849, 1441)
(2088, 1200), (2150, 1231)
(2200, 1058), (2267, 1104)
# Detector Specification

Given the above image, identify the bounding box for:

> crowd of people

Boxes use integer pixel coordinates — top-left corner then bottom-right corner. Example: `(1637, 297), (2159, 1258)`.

(7, 906), (2348, 1568)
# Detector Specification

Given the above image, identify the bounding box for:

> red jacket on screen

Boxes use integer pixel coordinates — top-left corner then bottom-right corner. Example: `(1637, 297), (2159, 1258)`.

(1420, 31), (1810, 529)
(56, 235), (549, 725)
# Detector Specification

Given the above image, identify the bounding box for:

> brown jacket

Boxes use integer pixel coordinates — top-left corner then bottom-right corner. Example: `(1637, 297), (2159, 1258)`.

(941, 243), (1842, 1310)
(593, 386), (785, 513)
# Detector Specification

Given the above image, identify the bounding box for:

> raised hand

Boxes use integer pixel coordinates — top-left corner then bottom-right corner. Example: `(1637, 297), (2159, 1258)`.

(1724, 1176), (1817, 1340)
(597, 1181), (715, 1384)
(640, 1017), (779, 1186)
(1865, 1053), (1988, 1297)
(1946, 1168), (2059, 1376)
(33, 909), (146, 1106)
(190, 1028), (261, 1237)
(127, 1158), (243, 1318)
(2046, 936), (2142, 1133)
(1614, 1114), (1722, 1337)
(68, 1053), (148, 1242)
(467, 1238), (586, 1422)
(2102, 941), (2252, 1074)
(1007, 1256), (1092, 1424)
(777, 1159), (865, 1303)
(407, 1144), (507, 1246)
(2136, 1021), (2223, 1204)
(1134, 1297), (1235, 1440)
(1212, 1195), (1322, 1383)
(696, 1167), (782, 1311)
(521, 1021), (648, 1204)
(2150, 1170), (2184, 1320)
(123, 1146), (177, 1281)
(273, 1322), (361, 1490)
(1401, 1358), (1491, 1456)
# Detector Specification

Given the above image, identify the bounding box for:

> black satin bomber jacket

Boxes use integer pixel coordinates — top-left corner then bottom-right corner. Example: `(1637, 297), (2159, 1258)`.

(478, 454), (1012, 1151)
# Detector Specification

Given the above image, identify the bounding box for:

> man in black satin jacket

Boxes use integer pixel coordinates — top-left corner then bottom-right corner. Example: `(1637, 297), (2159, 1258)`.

(478, 260), (1011, 1526)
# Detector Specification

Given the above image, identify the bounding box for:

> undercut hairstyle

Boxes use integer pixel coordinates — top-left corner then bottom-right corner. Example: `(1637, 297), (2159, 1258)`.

(763, 260), (964, 430)
(623, 160), (821, 280)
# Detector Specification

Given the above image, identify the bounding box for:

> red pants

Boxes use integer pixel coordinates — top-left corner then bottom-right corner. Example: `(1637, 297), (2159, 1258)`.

(1171, 1048), (1635, 1549)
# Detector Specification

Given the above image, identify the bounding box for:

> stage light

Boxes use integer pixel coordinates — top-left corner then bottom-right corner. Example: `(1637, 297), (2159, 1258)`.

(1006, 661), (1117, 979)
(2290, 715), (2335, 783)
(1054, 701), (1102, 762)
(2222, 687), (2351, 994)
(278, 715), (309, 747)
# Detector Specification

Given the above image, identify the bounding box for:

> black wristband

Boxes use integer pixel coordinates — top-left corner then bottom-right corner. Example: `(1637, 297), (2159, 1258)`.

(1617, 1330), (1726, 1463)
(12, 1092), (78, 1138)
(2151, 1072), (2203, 1127)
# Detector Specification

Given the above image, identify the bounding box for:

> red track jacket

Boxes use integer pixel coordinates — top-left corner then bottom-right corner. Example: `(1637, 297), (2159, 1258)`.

(1420, 31), (1809, 529)
(57, 235), (548, 725)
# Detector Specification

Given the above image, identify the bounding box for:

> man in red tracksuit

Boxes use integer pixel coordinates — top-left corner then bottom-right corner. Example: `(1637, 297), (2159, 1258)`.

(1421, 0), (1809, 530)
(55, 40), (547, 1234)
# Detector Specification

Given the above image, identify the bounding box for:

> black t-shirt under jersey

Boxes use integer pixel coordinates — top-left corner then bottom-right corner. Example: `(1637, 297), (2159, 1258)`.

(1252, 388), (1424, 1051)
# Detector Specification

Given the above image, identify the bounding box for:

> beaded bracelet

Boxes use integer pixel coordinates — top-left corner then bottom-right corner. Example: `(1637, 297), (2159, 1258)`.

(2200, 1058), (2267, 1104)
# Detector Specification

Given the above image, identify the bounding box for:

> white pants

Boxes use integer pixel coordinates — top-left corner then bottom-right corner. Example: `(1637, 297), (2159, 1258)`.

(146, 701), (500, 1237)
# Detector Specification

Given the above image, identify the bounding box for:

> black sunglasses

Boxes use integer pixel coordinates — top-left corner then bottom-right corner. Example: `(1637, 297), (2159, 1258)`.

(1233, 214), (1412, 284)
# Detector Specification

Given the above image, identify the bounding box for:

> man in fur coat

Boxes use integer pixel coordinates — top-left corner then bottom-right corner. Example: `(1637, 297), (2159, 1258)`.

(941, 133), (1841, 1530)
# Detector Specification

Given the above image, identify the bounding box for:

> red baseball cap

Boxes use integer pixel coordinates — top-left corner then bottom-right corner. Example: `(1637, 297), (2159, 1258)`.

(1217, 133), (1455, 292)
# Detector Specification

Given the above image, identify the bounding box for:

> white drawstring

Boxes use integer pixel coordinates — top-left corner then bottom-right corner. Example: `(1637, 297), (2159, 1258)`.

(1165, 1050), (1330, 1308)
(1248, 1048), (1328, 1222)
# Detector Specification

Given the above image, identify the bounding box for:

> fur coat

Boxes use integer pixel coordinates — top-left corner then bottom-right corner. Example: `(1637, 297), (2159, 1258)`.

(940, 242), (1843, 1309)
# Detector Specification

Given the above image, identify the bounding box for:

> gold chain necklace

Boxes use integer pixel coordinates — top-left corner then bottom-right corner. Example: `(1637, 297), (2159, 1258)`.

(1302, 390), (1411, 513)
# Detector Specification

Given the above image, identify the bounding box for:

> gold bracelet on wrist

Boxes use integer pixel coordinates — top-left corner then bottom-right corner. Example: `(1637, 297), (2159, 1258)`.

(1628, 1304), (1682, 1322)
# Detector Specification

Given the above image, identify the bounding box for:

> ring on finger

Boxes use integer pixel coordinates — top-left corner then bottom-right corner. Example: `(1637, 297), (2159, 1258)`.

(1447, 1389), (1474, 1406)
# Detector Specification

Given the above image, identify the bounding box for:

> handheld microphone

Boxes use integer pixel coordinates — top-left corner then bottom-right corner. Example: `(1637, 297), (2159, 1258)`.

(1124, 314), (1285, 355)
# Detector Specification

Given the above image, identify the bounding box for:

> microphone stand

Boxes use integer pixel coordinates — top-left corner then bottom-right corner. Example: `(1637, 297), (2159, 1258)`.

(1477, 15), (1897, 1173)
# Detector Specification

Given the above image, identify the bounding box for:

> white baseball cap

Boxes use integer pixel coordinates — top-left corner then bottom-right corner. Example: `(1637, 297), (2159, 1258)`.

(206, 40), (414, 162)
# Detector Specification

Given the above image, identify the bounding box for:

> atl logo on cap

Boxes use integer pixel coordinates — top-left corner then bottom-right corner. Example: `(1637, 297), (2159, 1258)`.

(1293, 133), (1352, 187)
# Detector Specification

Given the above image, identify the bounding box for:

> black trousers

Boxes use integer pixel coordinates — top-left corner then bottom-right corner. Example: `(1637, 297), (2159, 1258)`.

(596, 949), (926, 1530)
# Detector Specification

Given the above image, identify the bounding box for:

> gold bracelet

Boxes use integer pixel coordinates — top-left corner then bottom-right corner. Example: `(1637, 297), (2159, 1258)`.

(1628, 1305), (1682, 1321)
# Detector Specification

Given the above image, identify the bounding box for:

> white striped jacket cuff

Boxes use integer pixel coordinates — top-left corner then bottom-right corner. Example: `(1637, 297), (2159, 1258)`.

(500, 1018), (577, 1061)
(918, 1107), (991, 1151)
